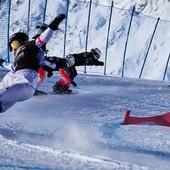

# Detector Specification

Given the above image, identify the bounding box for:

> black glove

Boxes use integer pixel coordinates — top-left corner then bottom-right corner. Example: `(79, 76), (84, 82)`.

(47, 71), (53, 78)
(71, 80), (77, 87)
(0, 58), (6, 67)
(49, 14), (66, 30)
(45, 56), (67, 70)
(41, 65), (54, 77)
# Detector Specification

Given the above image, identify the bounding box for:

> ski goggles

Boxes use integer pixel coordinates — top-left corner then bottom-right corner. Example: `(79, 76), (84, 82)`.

(35, 25), (48, 30)
(10, 40), (21, 51)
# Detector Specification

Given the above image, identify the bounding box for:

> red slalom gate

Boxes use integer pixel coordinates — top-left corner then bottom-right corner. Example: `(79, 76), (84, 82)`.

(122, 110), (170, 127)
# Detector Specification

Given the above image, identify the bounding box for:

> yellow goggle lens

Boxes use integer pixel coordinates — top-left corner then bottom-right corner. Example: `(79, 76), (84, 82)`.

(11, 40), (21, 50)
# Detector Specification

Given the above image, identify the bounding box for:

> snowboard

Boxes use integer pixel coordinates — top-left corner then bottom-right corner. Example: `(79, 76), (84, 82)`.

(34, 89), (78, 96)
(34, 90), (48, 96)
(48, 90), (78, 95)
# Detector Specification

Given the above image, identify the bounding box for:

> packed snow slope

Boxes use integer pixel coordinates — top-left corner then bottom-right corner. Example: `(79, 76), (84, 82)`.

(0, 69), (170, 170)
(97, 0), (170, 21)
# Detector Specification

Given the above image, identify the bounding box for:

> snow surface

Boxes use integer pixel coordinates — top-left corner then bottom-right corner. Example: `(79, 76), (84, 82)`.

(0, 70), (170, 170)
(97, 0), (170, 21)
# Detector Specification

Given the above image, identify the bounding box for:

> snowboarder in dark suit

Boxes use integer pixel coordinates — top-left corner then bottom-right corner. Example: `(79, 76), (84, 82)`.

(32, 23), (104, 94)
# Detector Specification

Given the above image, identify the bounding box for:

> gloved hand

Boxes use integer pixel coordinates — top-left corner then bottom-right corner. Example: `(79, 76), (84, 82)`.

(47, 71), (53, 78)
(49, 14), (66, 30)
(45, 56), (67, 70)
(70, 80), (77, 87)
(0, 58), (6, 67)
(41, 65), (54, 77)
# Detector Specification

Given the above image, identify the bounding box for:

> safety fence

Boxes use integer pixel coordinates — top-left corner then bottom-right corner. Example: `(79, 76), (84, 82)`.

(0, 0), (170, 81)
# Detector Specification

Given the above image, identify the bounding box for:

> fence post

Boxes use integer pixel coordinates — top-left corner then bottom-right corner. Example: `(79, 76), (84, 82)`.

(122, 6), (135, 77)
(139, 17), (160, 79)
(27, 0), (31, 35)
(84, 0), (92, 73)
(7, 0), (11, 62)
(43, 0), (48, 23)
(104, 1), (114, 75)
(163, 53), (170, 81)
(63, 0), (69, 58)
(0, 2), (1, 31)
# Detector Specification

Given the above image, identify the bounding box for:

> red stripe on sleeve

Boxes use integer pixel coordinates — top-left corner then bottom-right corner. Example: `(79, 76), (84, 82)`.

(37, 36), (44, 45)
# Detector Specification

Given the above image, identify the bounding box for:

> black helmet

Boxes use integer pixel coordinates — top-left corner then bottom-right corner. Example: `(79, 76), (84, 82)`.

(9, 32), (29, 51)
(32, 23), (48, 39)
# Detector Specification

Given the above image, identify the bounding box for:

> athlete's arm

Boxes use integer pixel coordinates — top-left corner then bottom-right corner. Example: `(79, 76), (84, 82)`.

(0, 58), (15, 71)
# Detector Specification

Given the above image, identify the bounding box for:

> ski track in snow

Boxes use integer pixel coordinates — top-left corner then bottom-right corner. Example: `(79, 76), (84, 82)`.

(0, 70), (170, 169)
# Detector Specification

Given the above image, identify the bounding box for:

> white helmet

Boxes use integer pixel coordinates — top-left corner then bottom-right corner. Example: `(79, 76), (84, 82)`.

(66, 54), (75, 67)
(91, 48), (101, 59)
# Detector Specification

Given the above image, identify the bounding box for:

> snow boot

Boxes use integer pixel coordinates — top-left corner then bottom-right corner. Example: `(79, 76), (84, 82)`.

(52, 82), (72, 94)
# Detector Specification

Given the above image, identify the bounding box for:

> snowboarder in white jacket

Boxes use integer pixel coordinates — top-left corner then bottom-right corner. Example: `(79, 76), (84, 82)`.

(0, 14), (66, 113)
